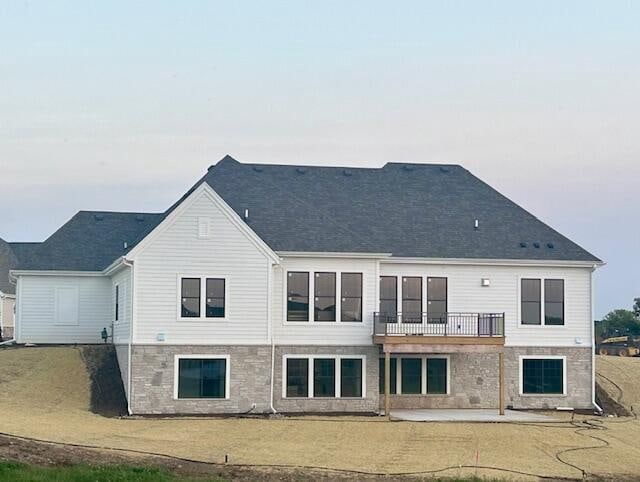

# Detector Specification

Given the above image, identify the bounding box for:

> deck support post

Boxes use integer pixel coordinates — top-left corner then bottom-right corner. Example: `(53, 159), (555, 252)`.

(384, 349), (391, 419)
(499, 351), (505, 415)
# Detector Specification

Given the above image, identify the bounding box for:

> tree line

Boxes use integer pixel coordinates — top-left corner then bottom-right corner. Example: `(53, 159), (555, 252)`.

(595, 297), (640, 340)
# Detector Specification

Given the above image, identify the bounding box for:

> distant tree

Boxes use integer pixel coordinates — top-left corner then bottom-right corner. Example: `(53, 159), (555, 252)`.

(634, 298), (640, 318)
(596, 309), (640, 339)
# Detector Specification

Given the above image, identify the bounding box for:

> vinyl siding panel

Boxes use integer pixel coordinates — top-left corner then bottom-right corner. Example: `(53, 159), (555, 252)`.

(133, 191), (271, 345)
(379, 263), (593, 347)
(272, 257), (378, 345)
(112, 266), (132, 344)
(17, 275), (110, 344)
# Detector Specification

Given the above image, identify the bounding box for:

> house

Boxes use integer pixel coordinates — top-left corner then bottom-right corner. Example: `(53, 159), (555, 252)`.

(0, 239), (40, 341)
(9, 155), (603, 415)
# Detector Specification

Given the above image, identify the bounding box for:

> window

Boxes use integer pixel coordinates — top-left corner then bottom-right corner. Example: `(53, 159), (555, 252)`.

(378, 357), (397, 394)
(314, 273), (336, 322)
(286, 358), (309, 397)
(521, 279), (541, 325)
(313, 358), (336, 397)
(426, 358), (447, 394)
(177, 357), (227, 399)
(206, 278), (225, 318)
(427, 277), (447, 324)
(521, 358), (564, 395)
(544, 279), (564, 326)
(287, 272), (309, 321)
(341, 273), (362, 322)
(114, 284), (120, 322)
(401, 358), (422, 394)
(402, 277), (422, 323)
(181, 278), (201, 318)
(379, 276), (397, 316)
(340, 358), (363, 397)
(284, 355), (366, 399)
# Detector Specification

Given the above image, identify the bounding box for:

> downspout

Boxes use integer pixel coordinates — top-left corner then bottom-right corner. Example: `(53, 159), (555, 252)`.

(123, 258), (135, 416)
(268, 260), (277, 414)
(591, 265), (603, 414)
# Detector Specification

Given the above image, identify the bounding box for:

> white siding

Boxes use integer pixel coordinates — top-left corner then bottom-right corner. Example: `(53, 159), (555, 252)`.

(379, 262), (593, 347)
(132, 190), (272, 345)
(272, 257), (378, 345)
(111, 266), (132, 344)
(17, 275), (111, 344)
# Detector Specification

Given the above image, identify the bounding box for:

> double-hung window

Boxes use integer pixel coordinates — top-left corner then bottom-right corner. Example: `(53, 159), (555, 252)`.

(341, 273), (362, 322)
(284, 356), (364, 398)
(287, 272), (309, 321)
(314, 273), (336, 322)
(379, 276), (397, 319)
(427, 277), (447, 324)
(180, 277), (226, 319)
(402, 277), (422, 323)
(176, 357), (228, 399)
(520, 278), (565, 326)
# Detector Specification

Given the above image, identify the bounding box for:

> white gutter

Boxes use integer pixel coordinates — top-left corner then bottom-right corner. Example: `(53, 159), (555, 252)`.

(382, 257), (606, 269)
(267, 260), (277, 414)
(123, 258), (135, 416)
(277, 251), (392, 259)
(591, 264), (603, 414)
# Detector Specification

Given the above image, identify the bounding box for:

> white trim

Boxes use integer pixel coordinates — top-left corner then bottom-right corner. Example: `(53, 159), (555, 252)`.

(282, 354), (367, 399)
(519, 355), (567, 396)
(126, 183), (280, 264)
(10, 270), (103, 277)
(176, 275), (229, 322)
(381, 257), (604, 269)
(173, 354), (230, 400)
(517, 276), (566, 327)
(197, 216), (212, 239)
(278, 251), (392, 259)
(283, 270), (364, 325)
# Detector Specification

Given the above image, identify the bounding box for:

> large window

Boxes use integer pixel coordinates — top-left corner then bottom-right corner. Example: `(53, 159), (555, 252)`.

(378, 358), (397, 394)
(341, 273), (362, 322)
(427, 277), (447, 324)
(402, 277), (422, 323)
(286, 358), (309, 397)
(283, 356), (365, 398)
(379, 276), (397, 316)
(314, 358), (336, 397)
(176, 357), (227, 399)
(314, 273), (336, 322)
(401, 358), (422, 394)
(287, 272), (309, 321)
(205, 278), (225, 318)
(544, 279), (565, 326)
(521, 358), (564, 395)
(426, 358), (447, 394)
(181, 278), (201, 318)
(521, 279), (541, 325)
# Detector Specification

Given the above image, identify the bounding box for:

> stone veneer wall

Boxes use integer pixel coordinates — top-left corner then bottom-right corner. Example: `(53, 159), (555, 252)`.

(383, 346), (593, 410)
(273, 345), (380, 413)
(0, 326), (13, 340)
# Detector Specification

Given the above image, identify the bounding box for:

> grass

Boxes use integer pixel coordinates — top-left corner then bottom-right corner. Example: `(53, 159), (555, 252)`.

(0, 462), (225, 482)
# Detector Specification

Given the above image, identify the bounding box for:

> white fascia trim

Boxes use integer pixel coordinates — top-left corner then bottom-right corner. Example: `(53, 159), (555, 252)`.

(10, 270), (103, 277)
(382, 257), (604, 269)
(125, 182), (280, 265)
(277, 251), (392, 259)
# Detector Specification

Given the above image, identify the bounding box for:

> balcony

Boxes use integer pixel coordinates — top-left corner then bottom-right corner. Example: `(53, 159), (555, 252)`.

(373, 312), (505, 347)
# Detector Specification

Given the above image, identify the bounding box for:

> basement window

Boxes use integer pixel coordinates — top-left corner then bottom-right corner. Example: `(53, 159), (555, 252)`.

(176, 356), (229, 399)
(521, 357), (565, 395)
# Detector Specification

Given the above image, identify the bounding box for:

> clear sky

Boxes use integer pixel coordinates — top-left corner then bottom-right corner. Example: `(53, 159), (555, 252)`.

(0, 1), (638, 318)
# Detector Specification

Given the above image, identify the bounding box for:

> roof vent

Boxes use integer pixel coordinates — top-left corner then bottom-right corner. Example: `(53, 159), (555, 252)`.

(474, 219), (479, 230)
(520, 242), (527, 248)
(94, 214), (105, 221)
(547, 242), (555, 249)
(123, 241), (128, 250)
(207, 164), (215, 172)
(244, 209), (249, 222)
(252, 166), (263, 173)
(533, 242), (541, 249)
(135, 214), (145, 222)
(343, 169), (352, 177)
(402, 165), (415, 172)
(296, 167), (307, 174)
(439, 166), (450, 173)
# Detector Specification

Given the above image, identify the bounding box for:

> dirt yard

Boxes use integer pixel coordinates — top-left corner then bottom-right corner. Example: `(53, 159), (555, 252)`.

(1, 347), (640, 481)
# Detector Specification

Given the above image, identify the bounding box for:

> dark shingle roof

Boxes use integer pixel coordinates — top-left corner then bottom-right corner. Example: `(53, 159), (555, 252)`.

(17, 212), (163, 271)
(11, 155), (600, 272)
(0, 238), (19, 294)
(200, 156), (600, 262)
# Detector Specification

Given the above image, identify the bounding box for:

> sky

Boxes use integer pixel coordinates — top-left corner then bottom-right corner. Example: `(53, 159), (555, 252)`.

(0, 1), (638, 318)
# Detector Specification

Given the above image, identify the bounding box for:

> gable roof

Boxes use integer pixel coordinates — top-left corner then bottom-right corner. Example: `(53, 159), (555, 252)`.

(0, 238), (19, 294)
(16, 212), (163, 271)
(10, 155), (600, 272)
(199, 156), (600, 262)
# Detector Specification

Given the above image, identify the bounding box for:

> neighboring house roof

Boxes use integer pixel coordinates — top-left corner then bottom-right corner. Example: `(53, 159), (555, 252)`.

(0, 238), (19, 294)
(11, 155), (601, 272)
(17, 212), (163, 271)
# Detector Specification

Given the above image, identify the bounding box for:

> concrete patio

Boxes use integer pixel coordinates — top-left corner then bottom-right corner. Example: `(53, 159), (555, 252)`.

(389, 408), (555, 422)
